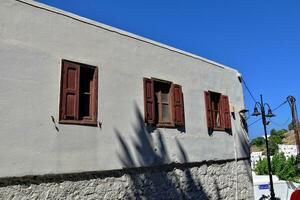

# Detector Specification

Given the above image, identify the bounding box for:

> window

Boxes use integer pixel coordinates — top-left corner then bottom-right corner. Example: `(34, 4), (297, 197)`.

(211, 92), (222, 128)
(204, 91), (231, 131)
(59, 60), (98, 126)
(154, 81), (172, 124)
(143, 78), (184, 128)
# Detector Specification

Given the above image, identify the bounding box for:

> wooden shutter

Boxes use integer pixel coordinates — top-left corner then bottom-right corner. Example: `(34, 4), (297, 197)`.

(60, 60), (80, 120)
(221, 95), (232, 129)
(143, 78), (156, 124)
(204, 91), (213, 129)
(92, 68), (98, 122)
(172, 84), (185, 126)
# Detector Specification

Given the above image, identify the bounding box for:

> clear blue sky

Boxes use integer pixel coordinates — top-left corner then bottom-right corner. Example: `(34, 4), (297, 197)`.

(36, 0), (300, 139)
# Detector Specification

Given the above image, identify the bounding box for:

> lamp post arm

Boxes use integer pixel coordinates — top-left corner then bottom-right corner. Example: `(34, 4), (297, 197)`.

(255, 102), (262, 109)
(264, 103), (272, 110)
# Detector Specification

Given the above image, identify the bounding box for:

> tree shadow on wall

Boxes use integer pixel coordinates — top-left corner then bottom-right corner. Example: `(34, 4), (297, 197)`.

(115, 103), (209, 200)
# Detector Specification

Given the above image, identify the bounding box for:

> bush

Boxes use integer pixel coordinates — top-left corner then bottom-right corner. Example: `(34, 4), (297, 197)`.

(255, 157), (269, 175)
(255, 152), (300, 183)
(251, 137), (265, 146)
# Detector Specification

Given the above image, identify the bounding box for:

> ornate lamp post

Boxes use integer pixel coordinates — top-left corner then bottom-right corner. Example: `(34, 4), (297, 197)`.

(251, 95), (276, 200)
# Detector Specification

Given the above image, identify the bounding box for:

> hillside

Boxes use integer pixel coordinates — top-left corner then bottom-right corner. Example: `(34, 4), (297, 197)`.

(282, 130), (296, 144)
(252, 129), (300, 183)
(251, 129), (297, 154)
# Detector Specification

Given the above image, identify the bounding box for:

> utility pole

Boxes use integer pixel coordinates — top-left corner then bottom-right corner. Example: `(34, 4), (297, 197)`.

(287, 96), (300, 168)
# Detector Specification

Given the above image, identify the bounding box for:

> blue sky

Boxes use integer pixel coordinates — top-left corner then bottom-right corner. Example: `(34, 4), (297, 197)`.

(36, 0), (300, 139)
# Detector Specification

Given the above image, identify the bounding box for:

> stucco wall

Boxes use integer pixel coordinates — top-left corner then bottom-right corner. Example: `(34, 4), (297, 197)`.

(0, 0), (249, 178)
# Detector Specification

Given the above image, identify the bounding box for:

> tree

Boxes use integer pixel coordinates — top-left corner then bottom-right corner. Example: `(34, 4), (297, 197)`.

(251, 129), (287, 154)
(268, 140), (279, 155)
(276, 129), (287, 136)
(255, 157), (269, 175)
(251, 137), (265, 146)
(270, 128), (277, 135)
(269, 128), (286, 145)
(266, 128), (287, 154)
(280, 156), (299, 182)
(255, 152), (300, 183)
(272, 153), (286, 176)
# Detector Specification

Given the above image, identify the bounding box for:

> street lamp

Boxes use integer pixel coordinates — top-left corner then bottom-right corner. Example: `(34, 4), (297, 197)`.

(251, 95), (276, 200)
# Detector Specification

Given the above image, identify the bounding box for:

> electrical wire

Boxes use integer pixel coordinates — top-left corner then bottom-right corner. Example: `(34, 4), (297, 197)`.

(269, 116), (291, 127)
(248, 118), (262, 127)
(240, 77), (257, 104)
(240, 75), (289, 128)
(272, 100), (288, 112)
(268, 100), (290, 127)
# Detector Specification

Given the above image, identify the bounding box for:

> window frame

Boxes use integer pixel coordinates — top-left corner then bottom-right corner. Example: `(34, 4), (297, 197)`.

(210, 92), (224, 130)
(153, 79), (174, 127)
(143, 77), (185, 128)
(59, 59), (98, 126)
(204, 90), (232, 132)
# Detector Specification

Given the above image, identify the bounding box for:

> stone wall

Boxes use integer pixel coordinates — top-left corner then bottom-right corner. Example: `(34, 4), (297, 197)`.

(0, 159), (253, 200)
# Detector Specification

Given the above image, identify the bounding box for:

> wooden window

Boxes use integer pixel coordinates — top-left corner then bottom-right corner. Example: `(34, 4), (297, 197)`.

(204, 91), (231, 131)
(211, 92), (222, 129)
(154, 80), (172, 125)
(143, 78), (184, 128)
(59, 60), (98, 126)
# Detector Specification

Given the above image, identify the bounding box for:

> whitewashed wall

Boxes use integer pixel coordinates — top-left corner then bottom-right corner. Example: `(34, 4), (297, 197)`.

(0, 0), (249, 177)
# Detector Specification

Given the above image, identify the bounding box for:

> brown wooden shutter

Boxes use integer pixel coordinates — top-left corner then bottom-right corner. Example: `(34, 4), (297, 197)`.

(92, 68), (98, 122)
(172, 84), (185, 126)
(60, 60), (80, 120)
(204, 91), (213, 129)
(143, 78), (156, 124)
(221, 95), (232, 129)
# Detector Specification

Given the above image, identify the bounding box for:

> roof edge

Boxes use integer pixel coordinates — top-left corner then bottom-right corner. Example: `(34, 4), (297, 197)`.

(16, 0), (240, 74)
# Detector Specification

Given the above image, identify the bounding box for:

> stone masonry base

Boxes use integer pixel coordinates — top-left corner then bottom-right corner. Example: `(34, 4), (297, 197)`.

(0, 159), (253, 200)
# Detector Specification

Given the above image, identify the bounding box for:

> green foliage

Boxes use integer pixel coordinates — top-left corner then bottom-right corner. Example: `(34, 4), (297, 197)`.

(255, 152), (300, 183)
(269, 128), (287, 154)
(276, 129), (288, 135)
(251, 137), (265, 146)
(251, 129), (287, 155)
(270, 128), (277, 135)
(288, 121), (300, 130)
(268, 140), (279, 155)
(255, 157), (269, 175)
(269, 128), (286, 145)
(272, 153), (286, 176)
(252, 128), (300, 182)
(280, 156), (299, 181)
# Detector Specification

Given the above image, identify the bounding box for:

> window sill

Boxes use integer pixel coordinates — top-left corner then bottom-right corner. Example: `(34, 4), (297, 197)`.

(146, 123), (184, 129)
(156, 122), (175, 128)
(59, 119), (98, 127)
(212, 127), (226, 131)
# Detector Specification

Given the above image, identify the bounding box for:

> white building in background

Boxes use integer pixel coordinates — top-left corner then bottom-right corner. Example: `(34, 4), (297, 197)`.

(278, 144), (298, 158)
(251, 151), (264, 169)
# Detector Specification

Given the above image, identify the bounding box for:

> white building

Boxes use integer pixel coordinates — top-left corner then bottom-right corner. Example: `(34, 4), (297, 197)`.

(0, 0), (253, 199)
(252, 172), (300, 200)
(278, 144), (298, 158)
(251, 151), (264, 169)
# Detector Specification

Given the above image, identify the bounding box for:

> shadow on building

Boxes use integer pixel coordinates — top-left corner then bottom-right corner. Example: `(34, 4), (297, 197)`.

(115, 103), (210, 199)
